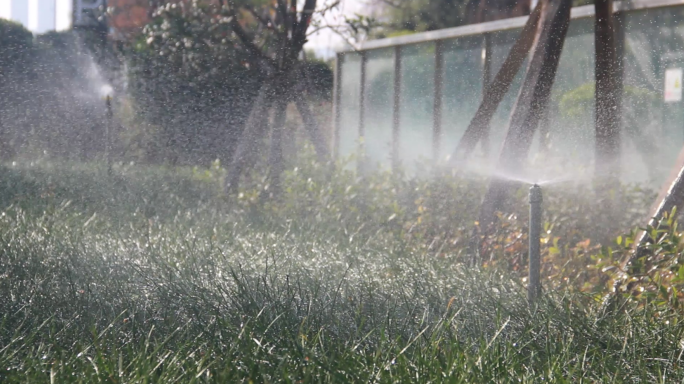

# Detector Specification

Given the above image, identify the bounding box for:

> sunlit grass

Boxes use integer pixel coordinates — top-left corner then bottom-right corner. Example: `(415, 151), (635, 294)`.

(0, 161), (680, 382)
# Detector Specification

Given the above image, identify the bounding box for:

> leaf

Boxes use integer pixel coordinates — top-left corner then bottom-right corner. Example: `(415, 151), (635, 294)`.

(660, 284), (669, 300)
(577, 239), (591, 249)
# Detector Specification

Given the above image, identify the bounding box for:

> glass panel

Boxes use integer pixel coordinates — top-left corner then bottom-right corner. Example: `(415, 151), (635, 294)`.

(338, 53), (361, 161)
(541, 17), (595, 175)
(337, 5), (684, 185)
(440, 35), (484, 163)
(489, 28), (526, 160)
(622, 7), (684, 185)
(364, 48), (395, 169)
(399, 42), (435, 171)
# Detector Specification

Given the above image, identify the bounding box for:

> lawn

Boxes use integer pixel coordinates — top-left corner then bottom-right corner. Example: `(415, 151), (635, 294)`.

(1, 159), (682, 383)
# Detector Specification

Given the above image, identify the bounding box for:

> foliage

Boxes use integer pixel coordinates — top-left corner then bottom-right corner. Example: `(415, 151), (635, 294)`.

(559, 82), (659, 121)
(558, 82), (665, 181)
(1, 158), (684, 382)
(125, 2), (263, 165)
(373, 0), (594, 38)
(0, 19), (35, 158)
(1, 1), (334, 168)
(377, 0), (474, 35)
(121, 0), (334, 169)
(591, 207), (684, 312)
(301, 60), (335, 101)
(0, 25), (114, 161)
(0, 19), (33, 72)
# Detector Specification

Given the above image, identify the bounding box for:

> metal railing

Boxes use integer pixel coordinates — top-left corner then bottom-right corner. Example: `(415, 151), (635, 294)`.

(332, 0), (684, 163)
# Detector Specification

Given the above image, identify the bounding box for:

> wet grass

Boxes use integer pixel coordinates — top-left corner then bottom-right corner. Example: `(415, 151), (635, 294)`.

(0, 161), (682, 383)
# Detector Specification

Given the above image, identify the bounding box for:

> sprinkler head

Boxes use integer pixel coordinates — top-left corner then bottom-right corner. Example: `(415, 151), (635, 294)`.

(528, 183), (543, 303)
(529, 184), (543, 204)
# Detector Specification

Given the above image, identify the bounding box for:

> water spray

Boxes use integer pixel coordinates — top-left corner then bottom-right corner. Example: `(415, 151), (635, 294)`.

(528, 184), (542, 302)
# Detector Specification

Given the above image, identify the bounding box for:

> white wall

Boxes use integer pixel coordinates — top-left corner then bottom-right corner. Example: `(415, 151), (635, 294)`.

(55, 0), (72, 31)
(0, 0), (29, 27)
(0, 0), (11, 21)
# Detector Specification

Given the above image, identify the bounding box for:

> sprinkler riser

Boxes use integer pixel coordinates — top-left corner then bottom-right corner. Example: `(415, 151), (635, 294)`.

(528, 184), (542, 302)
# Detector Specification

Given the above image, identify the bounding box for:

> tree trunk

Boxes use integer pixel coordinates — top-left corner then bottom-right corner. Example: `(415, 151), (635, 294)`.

(294, 90), (330, 163)
(222, 0), (318, 195)
(225, 71), (332, 195)
(225, 81), (275, 194)
(478, 0), (572, 229)
(294, 67), (331, 163)
(594, 0), (620, 182)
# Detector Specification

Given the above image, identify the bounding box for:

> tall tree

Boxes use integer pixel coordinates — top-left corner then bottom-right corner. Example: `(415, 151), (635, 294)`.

(127, 2), (263, 165)
(0, 20), (34, 159)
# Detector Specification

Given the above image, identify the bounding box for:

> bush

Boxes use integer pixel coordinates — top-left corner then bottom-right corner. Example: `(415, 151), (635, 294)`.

(125, 2), (263, 166)
(0, 19), (35, 158)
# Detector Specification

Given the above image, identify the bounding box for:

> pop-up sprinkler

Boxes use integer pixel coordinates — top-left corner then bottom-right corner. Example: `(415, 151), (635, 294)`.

(528, 184), (542, 302)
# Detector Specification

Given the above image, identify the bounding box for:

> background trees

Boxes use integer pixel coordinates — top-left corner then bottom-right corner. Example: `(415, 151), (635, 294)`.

(0, 21), (113, 161)
(126, 2), (264, 165)
(377, 0), (530, 35)
(0, 20), (34, 160)
(372, 0), (594, 37)
(0, 1), (334, 170)
(215, 0), (335, 193)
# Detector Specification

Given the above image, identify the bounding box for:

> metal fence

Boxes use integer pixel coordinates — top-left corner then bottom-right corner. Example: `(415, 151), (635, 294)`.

(333, 0), (684, 184)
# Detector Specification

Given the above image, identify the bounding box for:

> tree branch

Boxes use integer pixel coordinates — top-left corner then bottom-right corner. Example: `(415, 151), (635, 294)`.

(321, 22), (362, 51)
(244, 4), (279, 34)
(315, 0), (340, 16)
(305, 25), (330, 37)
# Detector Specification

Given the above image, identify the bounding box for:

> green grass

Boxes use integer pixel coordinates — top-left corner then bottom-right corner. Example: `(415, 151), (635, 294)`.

(0, 160), (681, 382)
